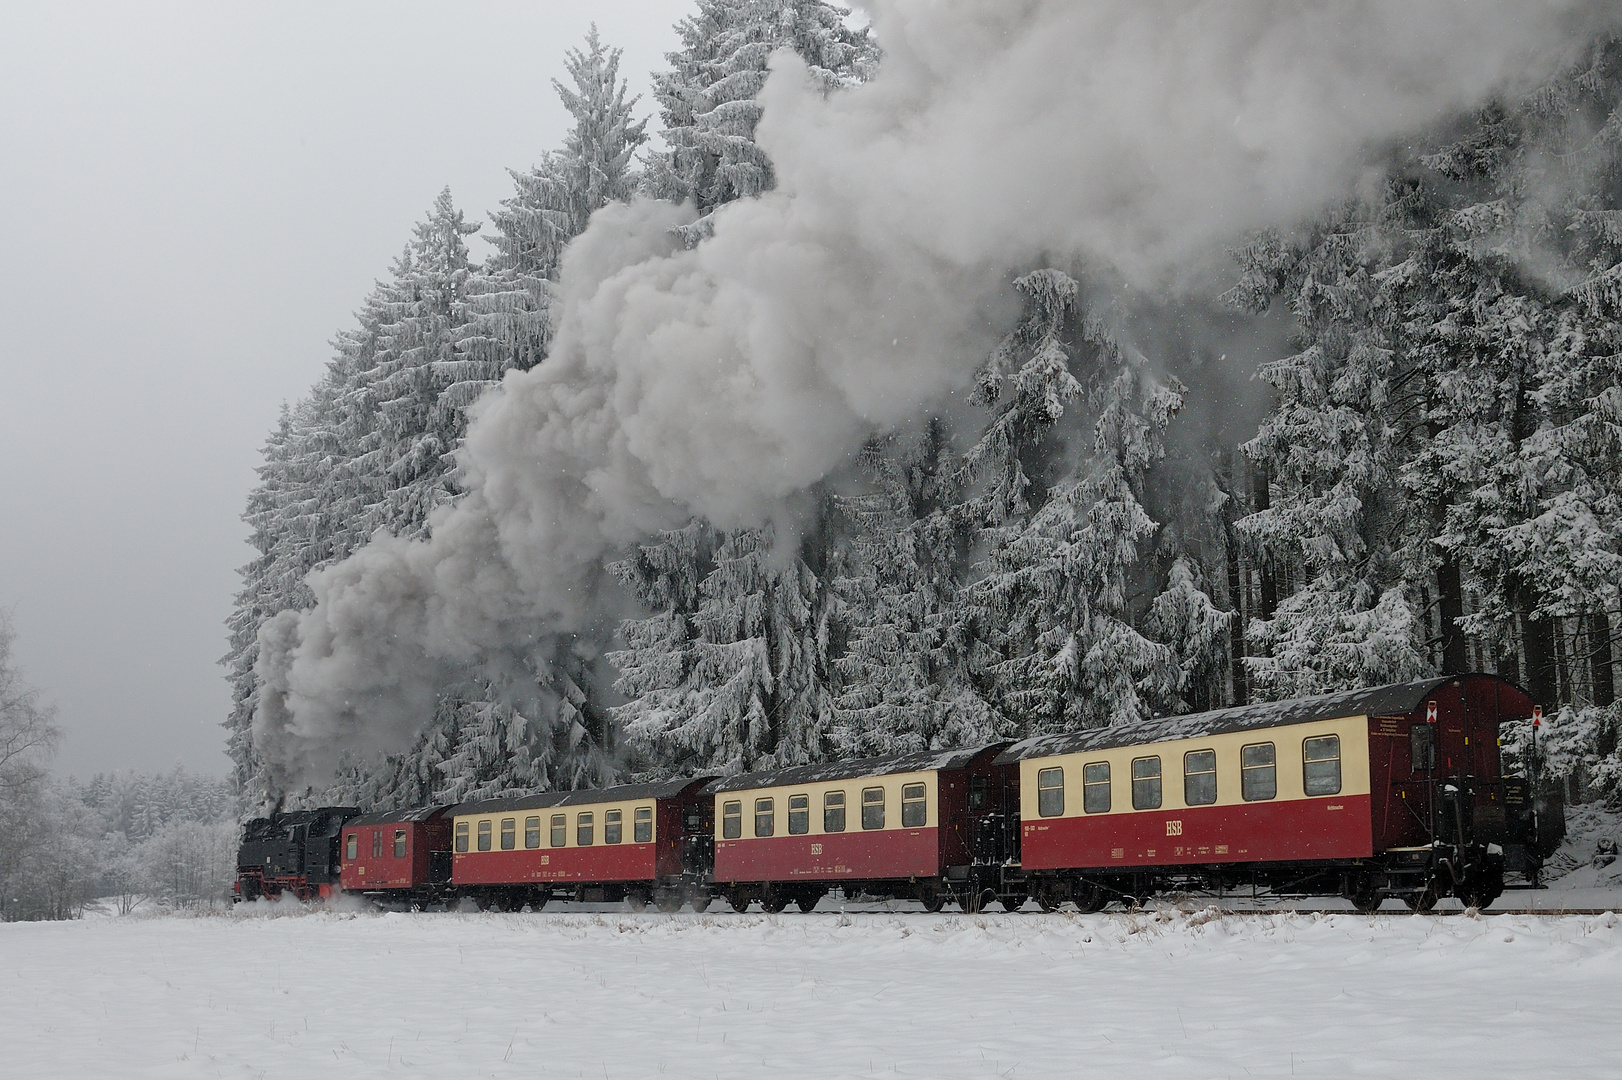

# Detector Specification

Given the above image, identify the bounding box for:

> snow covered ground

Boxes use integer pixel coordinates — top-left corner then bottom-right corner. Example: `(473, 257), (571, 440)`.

(4, 903), (1620, 1080)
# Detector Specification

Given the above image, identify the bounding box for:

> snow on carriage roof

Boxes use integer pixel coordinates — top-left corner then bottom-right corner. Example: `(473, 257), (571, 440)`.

(705, 745), (1003, 795)
(345, 805), (451, 827)
(448, 777), (710, 817)
(995, 677), (1471, 763)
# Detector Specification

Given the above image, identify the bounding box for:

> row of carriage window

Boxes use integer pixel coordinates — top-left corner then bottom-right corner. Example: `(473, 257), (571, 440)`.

(721, 783), (929, 840)
(451, 807), (656, 853)
(1035, 736), (1342, 818)
(346, 829), (409, 861)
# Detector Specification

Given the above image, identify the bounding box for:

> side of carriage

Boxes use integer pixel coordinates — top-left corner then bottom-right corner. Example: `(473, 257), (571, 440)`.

(708, 745), (1026, 913)
(1001, 674), (1555, 911)
(448, 778), (715, 911)
(337, 805), (455, 904)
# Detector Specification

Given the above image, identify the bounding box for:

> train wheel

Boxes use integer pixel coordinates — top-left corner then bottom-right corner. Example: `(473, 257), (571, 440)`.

(653, 891), (684, 913)
(723, 887), (753, 913)
(1459, 872), (1503, 911)
(789, 888), (827, 913)
(1403, 884), (1439, 913)
(1072, 882), (1106, 914)
(624, 889), (652, 912)
(1347, 875), (1382, 914)
(915, 882), (947, 913)
(1001, 894), (1030, 913)
(758, 889), (787, 914)
(530, 891), (549, 912)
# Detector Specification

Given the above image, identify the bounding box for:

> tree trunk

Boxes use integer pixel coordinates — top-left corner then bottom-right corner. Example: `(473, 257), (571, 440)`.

(1251, 463), (1278, 618)
(1517, 583), (1559, 711)
(1590, 608), (1615, 708)
(1436, 548), (1468, 675)
(1225, 525), (1248, 707)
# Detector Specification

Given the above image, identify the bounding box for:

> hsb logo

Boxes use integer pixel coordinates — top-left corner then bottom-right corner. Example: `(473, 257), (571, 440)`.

(1166, 820), (1183, 836)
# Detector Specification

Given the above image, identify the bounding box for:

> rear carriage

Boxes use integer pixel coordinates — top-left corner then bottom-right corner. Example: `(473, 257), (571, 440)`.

(1000, 674), (1548, 911)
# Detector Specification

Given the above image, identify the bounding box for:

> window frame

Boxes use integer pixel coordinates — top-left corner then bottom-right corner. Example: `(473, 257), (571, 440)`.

(576, 811), (595, 847)
(1183, 749), (1218, 807)
(499, 817), (516, 851)
(634, 806), (653, 844)
(550, 814), (566, 848)
(1410, 723), (1436, 773)
(901, 783), (928, 828)
(605, 808), (623, 845)
(861, 786), (885, 831)
(393, 828), (408, 858)
(1082, 761), (1111, 814)
(524, 816), (541, 849)
(1036, 768), (1065, 818)
(346, 833), (358, 861)
(823, 790), (846, 833)
(1303, 735), (1342, 797)
(477, 820), (492, 852)
(788, 794), (810, 835)
(1241, 742), (1277, 802)
(754, 797), (775, 838)
(1131, 756), (1163, 811)
(455, 821), (469, 853)
(722, 800), (743, 840)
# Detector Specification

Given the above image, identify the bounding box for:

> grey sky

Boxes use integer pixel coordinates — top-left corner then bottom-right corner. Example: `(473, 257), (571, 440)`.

(0, 0), (689, 779)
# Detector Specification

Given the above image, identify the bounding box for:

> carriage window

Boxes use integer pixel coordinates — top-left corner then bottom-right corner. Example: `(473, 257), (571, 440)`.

(1132, 757), (1162, 810)
(577, 812), (594, 846)
(824, 791), (846, 833)
(605, 809), (623, 844)
(634, 806), (653, 843)
(902, 783), (927, 827)
(394, 829), (408, 858)
(1037, 768), (1064, 817)
(500, 818), (516, 850)
(372, 831), (383, 858)
(969, 775), (988, 811)
(346, 833), (358, 861)
(1241, 742), (1276, 801)
(455, 822), (469, 853)
(550, 814), (566, 847)
(722, 800), (742, 839)
(1083, 762), (1111, 814)
(754, 798), (775, 837)
(788, 794), (810, 835)
(1410, 724), (1435, 773)
(1303, 736), (1342, 796)
(862, 787), (886, 830)
(524, 816), (541, 849)
(477, 820), (492, 852)
(1184, 750), (1217, 806)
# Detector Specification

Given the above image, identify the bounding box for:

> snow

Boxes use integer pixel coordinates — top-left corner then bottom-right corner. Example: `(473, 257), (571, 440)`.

(5, 903), (1620, 1078)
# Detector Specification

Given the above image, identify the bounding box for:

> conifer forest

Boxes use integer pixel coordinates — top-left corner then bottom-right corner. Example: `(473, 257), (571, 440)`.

(228, 2), (1622, 818)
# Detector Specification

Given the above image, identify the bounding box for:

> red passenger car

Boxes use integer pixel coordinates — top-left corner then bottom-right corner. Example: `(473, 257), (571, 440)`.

(338, 806), (454, 904)
(450, 778), (714, 911)
(709, 746), (1015, 913)
(1002, 675), (1549, 911)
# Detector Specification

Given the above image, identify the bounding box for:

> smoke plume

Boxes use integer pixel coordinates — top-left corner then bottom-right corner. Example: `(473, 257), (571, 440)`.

(253, 0), (1617, 788)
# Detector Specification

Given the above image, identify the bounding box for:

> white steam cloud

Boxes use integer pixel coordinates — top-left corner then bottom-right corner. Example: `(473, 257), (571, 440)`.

(253, 0), (1616, 788)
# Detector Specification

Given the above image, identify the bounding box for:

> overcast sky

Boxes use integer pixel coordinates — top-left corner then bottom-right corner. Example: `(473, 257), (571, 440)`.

(0, 0), (692, 779)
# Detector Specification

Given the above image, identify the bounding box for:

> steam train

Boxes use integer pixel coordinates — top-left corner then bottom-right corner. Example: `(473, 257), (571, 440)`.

(236, 674), (1564, 914)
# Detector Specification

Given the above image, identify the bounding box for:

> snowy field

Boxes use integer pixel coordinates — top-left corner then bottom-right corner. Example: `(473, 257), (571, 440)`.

(4, 903), (1620, 1080)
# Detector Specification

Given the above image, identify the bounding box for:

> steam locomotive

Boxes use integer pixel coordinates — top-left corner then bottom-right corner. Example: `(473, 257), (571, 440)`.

(236, 674), (1564, 913)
